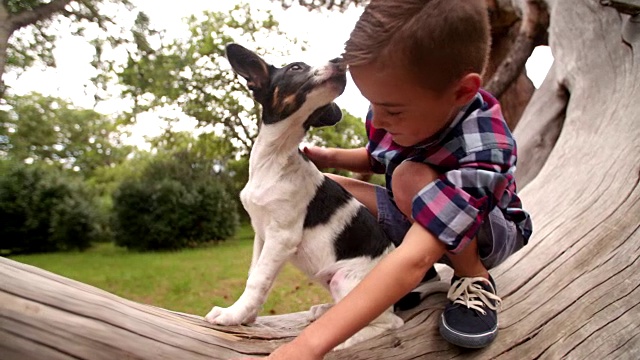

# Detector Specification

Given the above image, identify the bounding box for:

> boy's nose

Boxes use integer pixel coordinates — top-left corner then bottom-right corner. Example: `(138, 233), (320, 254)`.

(371, 113), (388, 130)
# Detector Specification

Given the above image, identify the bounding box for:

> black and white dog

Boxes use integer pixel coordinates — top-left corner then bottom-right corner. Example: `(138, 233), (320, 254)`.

(204, 44), (403, 348)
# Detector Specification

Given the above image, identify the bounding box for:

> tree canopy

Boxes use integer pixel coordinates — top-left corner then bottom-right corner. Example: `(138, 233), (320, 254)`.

(0, 0), (155, 99)
(117, 3), (304, 157)
(0, 92), (131, 175)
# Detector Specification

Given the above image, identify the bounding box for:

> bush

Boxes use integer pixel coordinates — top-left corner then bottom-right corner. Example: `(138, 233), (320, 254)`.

(0, 162), (99, 254)
(111, 153), (239, 251)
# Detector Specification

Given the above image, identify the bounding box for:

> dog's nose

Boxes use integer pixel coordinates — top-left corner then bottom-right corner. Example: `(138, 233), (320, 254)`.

(330, 57), (346, 71)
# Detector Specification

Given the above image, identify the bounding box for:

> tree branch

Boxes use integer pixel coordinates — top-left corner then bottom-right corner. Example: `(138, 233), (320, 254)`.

(600, 0), (640, 15)
(9, 0), (74, 32)
(485, 0), (549, 98)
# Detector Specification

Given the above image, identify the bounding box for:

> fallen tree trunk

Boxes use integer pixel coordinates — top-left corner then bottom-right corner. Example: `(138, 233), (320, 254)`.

(2, 0), (640, 359)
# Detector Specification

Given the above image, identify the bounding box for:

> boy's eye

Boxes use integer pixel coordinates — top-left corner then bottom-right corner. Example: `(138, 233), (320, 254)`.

(386, 110), (402, 116)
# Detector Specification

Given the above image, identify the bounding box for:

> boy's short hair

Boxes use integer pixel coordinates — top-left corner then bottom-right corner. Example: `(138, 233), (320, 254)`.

(344, 0), (491, 91)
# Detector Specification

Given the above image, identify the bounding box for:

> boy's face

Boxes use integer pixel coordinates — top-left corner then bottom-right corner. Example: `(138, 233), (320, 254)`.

(350, 63), (459, 147)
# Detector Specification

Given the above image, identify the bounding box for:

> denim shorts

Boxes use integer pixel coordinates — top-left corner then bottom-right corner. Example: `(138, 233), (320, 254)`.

(375, 186), (524, 270)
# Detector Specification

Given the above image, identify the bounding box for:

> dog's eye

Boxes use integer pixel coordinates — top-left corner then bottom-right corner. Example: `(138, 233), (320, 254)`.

(288, 64), (303, 72)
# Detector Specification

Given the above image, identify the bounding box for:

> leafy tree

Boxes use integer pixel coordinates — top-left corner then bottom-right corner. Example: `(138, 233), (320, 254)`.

(118, 3), (300, 157)
(0, 160), (100, 254)
(306, 109), (366, 149)
(148, 128), (236, 167)
(0, 92), (131, 175)
(111, 151), (239, 251)
(83, 151), (153, 243)
(273, 0), (365, 11)
(0, 0), (151, 98)
(146, 128), (250, 220)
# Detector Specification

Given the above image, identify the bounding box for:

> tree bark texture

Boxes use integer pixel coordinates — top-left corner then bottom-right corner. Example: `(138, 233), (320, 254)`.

(1, 0), (640, 359)
(483, 19), (537, 130)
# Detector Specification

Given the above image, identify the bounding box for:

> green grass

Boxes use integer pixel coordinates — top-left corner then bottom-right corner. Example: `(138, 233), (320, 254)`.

(11, 224), (332, 316)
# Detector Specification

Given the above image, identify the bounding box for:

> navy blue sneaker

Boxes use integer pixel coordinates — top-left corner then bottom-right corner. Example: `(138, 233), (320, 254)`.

(395, 266), (440, 311)
(439, 275), (502, 348)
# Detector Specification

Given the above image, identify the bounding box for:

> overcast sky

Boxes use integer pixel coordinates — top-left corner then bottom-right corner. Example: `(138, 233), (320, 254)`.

(5, 0), (553, 147)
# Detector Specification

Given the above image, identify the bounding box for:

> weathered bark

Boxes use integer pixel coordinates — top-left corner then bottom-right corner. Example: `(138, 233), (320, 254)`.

(483, 20), (537, 130)
(482, 0), (553, 130)
(2, 0), (640, 359)
(485, 0), (549, 100)
(512, 61), (567, 187)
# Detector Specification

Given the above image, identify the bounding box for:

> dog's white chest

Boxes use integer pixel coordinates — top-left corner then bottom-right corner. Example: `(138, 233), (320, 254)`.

(240, 154), (323, 229)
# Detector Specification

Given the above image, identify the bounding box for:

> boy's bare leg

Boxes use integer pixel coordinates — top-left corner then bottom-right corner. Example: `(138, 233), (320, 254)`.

(446, 237), (489, 278)
(390, 161), (488, 278)
(325, 173), (379, 218)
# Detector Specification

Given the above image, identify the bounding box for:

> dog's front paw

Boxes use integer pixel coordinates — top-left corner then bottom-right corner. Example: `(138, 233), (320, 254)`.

(204, 306), (256, 326)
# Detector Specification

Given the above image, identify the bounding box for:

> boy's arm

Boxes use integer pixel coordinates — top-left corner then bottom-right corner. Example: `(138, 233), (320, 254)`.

(303, 146), (373, 173)
(262, 223), (446, 359)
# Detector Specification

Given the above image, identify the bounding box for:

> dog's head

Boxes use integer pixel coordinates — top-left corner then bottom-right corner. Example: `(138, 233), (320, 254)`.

(226, 43), (347, 129)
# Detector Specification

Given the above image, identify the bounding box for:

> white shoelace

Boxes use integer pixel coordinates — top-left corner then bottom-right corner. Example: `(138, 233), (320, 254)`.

(447, 277), (503, 315)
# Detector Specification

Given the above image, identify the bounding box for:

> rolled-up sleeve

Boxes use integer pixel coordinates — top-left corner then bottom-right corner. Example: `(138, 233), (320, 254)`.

(410, 148), (513, 253)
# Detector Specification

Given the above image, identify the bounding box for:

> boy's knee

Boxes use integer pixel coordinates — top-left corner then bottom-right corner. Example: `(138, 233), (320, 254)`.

(392, 161), (439, 218)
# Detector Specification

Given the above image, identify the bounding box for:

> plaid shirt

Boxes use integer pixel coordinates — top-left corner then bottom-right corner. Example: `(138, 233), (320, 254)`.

(366, 89), (533, 253)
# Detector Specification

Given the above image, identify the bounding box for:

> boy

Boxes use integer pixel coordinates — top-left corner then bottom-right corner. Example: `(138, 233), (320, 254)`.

(244, 0), (532, 358)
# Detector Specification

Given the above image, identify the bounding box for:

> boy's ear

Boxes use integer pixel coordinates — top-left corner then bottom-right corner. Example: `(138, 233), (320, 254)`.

(453, 73), (482, 106)
(304, 103), (343, 129)
(226, 44), (271, 96)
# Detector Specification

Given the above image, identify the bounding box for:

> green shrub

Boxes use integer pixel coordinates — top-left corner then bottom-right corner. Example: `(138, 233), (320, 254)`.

(0, 162), (99, 254)
(111, 153), (239, 251)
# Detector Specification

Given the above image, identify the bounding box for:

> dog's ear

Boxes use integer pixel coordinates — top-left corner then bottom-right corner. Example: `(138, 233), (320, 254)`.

(304, 103), (343, 129)
(226, 44), (271, 96)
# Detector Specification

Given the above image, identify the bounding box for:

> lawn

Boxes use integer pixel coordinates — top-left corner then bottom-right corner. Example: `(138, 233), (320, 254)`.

(11, 224), (332, 317)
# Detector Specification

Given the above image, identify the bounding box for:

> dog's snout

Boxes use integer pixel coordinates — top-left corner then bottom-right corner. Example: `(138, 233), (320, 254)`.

(330, 57), (346, 71)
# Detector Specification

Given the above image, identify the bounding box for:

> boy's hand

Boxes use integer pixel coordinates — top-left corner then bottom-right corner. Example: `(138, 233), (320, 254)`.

(235, 339), (322, 360)
(303, 146), (334, 169)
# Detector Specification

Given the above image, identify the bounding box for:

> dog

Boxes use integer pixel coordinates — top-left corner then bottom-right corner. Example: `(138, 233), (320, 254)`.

(204, 44), (404, 349)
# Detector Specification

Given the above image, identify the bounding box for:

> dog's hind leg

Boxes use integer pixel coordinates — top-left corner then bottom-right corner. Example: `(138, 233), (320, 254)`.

(326, 263), (404, 350)
(205, 224), (302, 326)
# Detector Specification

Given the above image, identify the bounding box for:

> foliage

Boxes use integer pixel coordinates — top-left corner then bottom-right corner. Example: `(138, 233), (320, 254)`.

(117, 3), (300, 157)
(1, 0), (147, 99)
(305, 109), (369, 177)
(0, 92), (131, 176)
(83, 152), (154, 243)
(272, 0), (366, 11)
(111, 152), (239, 251)
(0, 160), (101, 254)
(147, 129), (249, 219)
(305, 109), (366, 149)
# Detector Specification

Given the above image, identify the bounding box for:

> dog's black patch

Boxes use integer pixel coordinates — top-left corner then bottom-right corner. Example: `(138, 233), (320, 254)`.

(333, 207), (391, 260)
(303, 176), (392, 260)
(262, 63), (313, 125)
(303, 103), (343, 130)
(303, 176), (352, 228)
